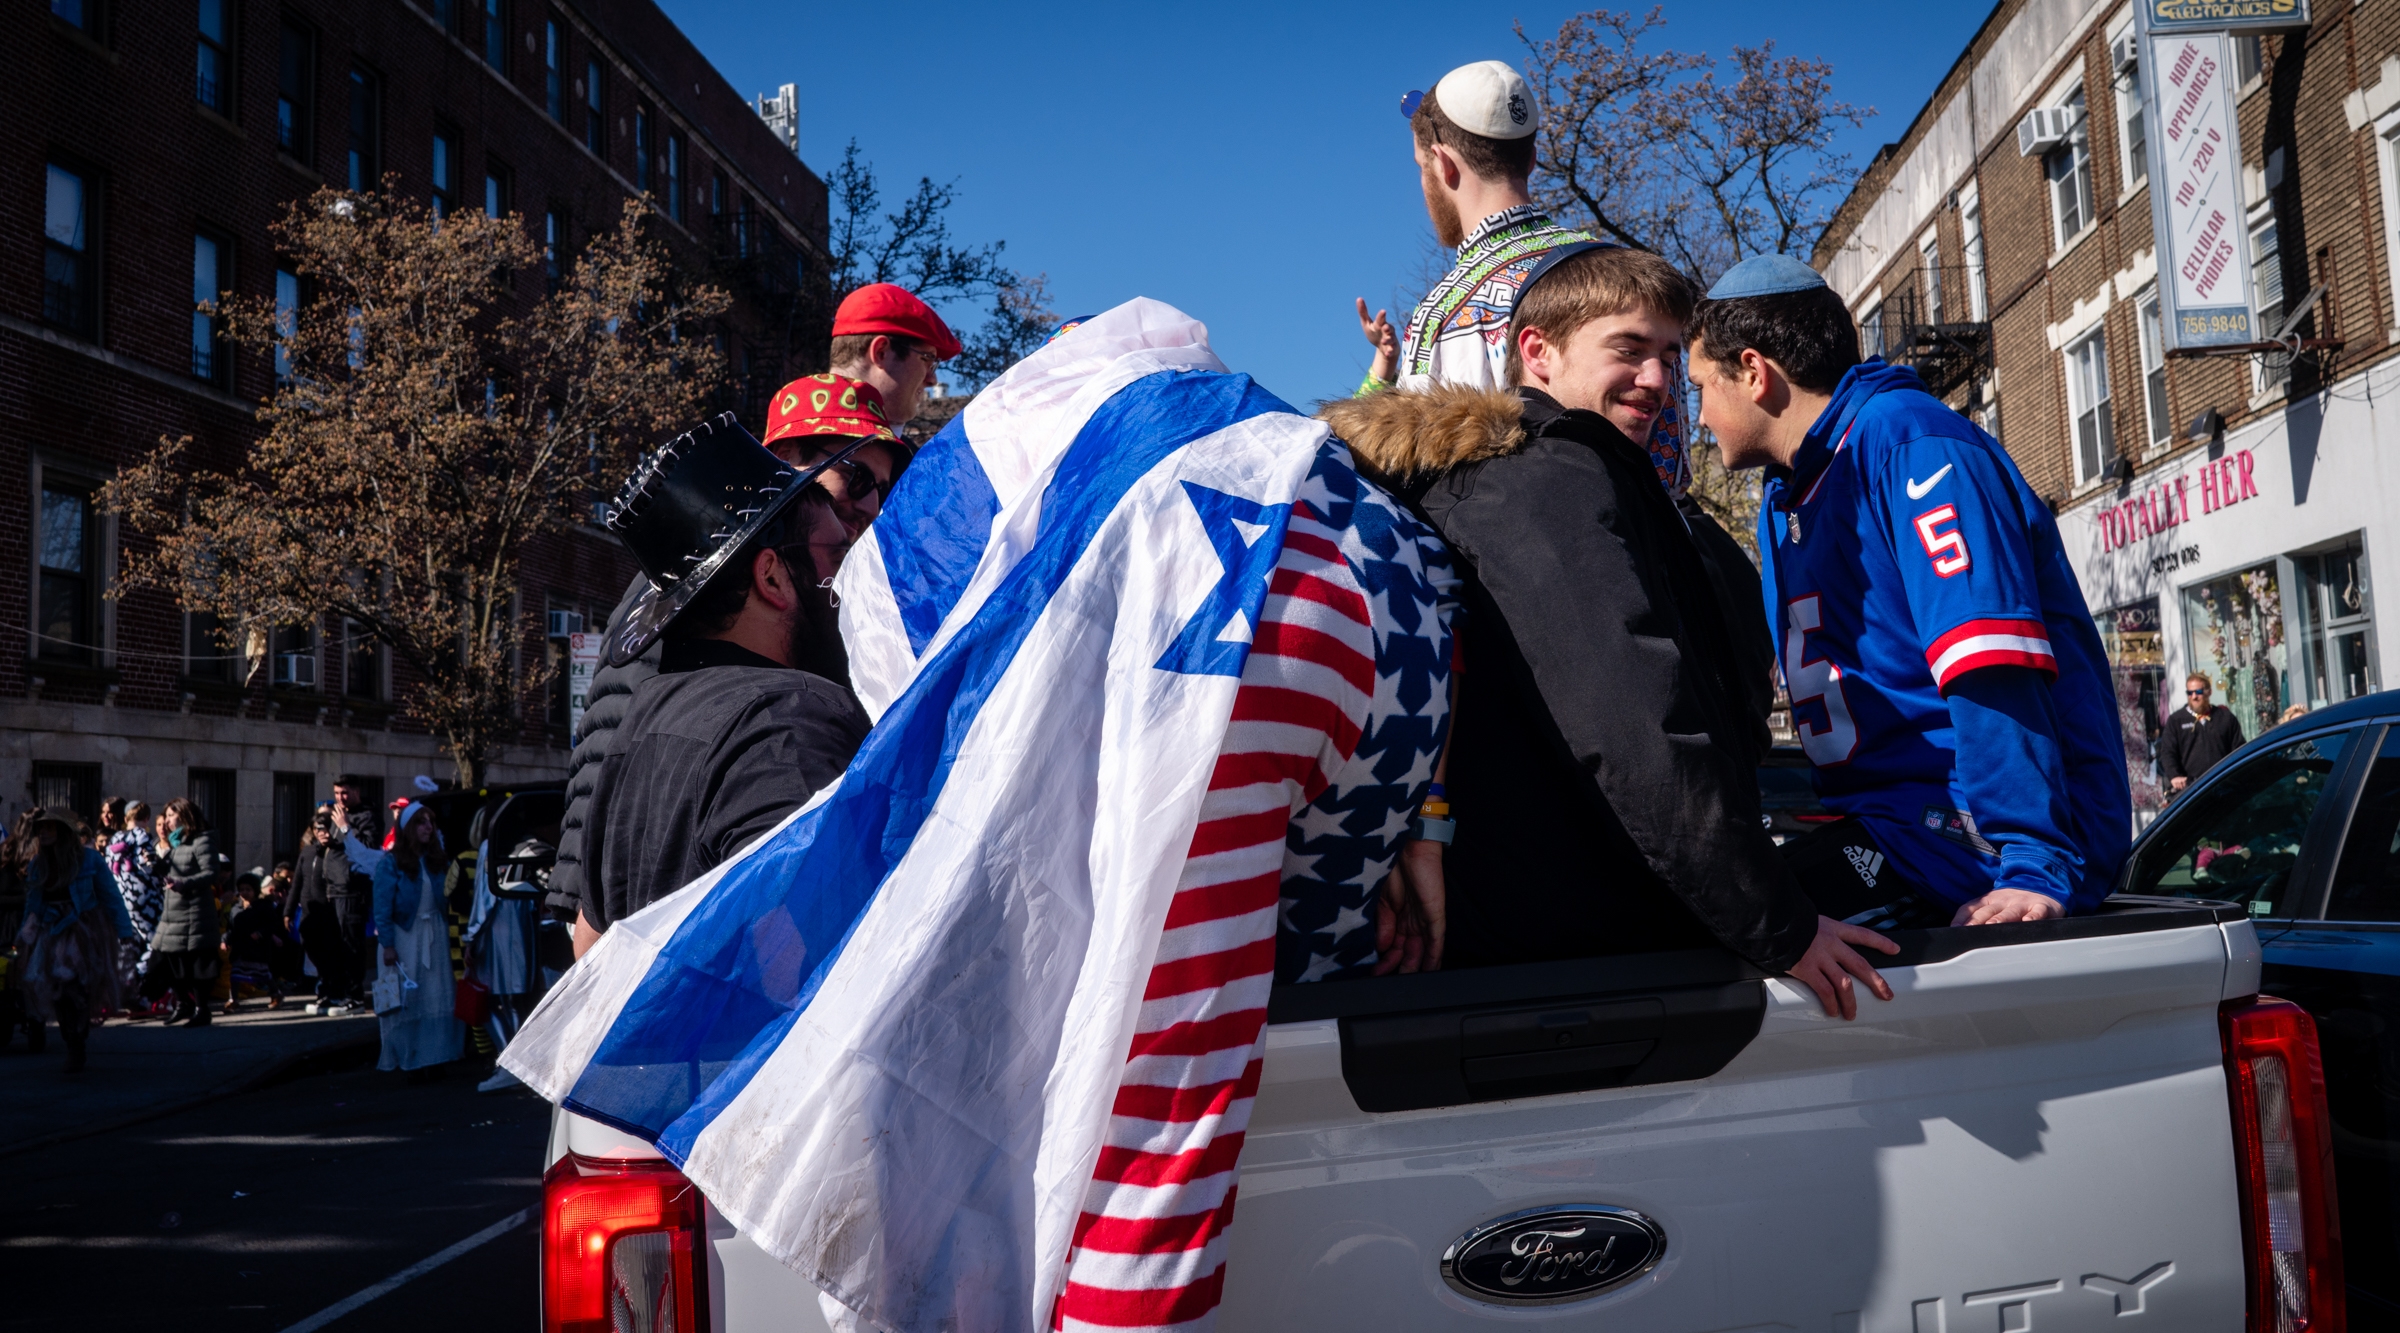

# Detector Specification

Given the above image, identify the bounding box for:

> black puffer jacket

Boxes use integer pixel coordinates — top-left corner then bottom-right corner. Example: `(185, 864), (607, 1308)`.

(1321, 384), (1818, 973)
(548, 574), (659, 916)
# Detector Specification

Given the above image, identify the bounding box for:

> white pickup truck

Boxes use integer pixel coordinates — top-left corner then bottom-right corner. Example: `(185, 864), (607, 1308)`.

(536, 896), (2342, 1332)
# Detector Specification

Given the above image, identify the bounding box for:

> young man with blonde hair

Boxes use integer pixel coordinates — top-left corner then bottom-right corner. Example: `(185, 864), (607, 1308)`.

(1323, 243), (1898, 1021)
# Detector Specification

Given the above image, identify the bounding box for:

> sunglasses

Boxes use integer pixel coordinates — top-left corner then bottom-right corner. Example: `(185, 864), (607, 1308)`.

(1401, 88), (1430, 119)
(819, 455), (891, 502)
(2187, 688), (2210, 696)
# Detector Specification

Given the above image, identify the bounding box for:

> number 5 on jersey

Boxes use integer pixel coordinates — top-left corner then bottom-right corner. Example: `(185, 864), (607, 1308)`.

(1913, 505), (1971, 577)
(1783, 595), (1858, 766)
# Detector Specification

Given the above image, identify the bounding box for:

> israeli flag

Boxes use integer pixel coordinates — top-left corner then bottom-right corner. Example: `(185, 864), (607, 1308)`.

(501, 299), (1335, 1330)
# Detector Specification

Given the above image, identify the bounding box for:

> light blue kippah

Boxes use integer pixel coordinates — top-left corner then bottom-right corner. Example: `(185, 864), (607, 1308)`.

(1705, 253), (1830, 299)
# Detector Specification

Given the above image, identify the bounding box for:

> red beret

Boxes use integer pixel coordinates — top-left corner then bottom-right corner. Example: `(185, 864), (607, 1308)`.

(832, 283), (962, 361)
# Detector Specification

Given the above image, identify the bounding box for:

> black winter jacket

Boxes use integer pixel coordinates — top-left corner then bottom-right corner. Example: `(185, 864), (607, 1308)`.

(549, 574), (660, 917)
(1321, 385), (1818, 973)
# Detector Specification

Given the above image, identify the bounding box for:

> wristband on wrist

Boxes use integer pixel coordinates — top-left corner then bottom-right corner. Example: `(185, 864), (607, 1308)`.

(1354, 371), (1393, 397)
(1414, 815), (1456, 844)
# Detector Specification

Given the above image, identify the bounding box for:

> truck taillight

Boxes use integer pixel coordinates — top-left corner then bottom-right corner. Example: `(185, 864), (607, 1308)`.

(542, 1152), (707, 1333)
(2221, 997), (2344, 1333)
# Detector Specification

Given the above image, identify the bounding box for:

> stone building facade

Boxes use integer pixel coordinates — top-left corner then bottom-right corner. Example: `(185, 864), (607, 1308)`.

(6, 0), (827, 870)
(1814, 0), (2400, 817)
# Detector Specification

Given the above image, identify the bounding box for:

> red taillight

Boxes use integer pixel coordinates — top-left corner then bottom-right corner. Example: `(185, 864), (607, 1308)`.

(542, 1152), (708, 1333)
(1791, 813), (1845, 824)
(2221, 997), (2344, 1333)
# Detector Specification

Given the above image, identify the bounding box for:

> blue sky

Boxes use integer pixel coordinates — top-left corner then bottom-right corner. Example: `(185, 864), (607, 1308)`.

(659, 1), (1992, 406)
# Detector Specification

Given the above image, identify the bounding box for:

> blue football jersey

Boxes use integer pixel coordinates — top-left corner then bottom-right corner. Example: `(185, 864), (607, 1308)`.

(1757, 361), (2130, 910)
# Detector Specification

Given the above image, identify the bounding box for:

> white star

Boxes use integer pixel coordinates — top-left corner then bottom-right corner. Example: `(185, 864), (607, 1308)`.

(1328, 902), (1370, 941)
(1297, 952), (1343, 983)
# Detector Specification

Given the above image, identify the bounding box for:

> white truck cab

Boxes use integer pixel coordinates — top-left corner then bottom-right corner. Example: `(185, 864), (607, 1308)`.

(539, 897), (2342, 1332)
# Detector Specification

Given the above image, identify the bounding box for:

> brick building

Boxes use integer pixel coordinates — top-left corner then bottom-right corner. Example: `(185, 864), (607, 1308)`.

(1814, 0), (2400, 816)
(6, 0), (827, 871)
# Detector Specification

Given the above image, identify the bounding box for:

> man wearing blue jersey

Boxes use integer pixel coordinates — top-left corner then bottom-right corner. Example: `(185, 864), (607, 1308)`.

(1687, 255), (2130, 926)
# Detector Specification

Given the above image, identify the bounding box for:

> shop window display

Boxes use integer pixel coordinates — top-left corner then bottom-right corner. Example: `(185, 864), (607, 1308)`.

(2183, 564), (2286, 741)
(2293, 538), (2376, 710)
(2096, 599), (2167, 814)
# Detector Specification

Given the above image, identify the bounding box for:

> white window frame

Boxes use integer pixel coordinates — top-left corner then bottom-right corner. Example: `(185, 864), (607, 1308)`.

(2136, 286), (2171, 451)
(2045, 84), (2097, 251)
(2373, 108), (2400, 342)
(2250, 204), (2288, 395)
(1920, 231), (1944, 326)
(2064, 325), (2116, 487)
(1960, 183), (1988, 321)
(2109, 13), (2147, 200)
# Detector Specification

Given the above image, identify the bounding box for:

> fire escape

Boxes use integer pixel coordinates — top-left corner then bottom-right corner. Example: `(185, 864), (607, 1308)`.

(1866, 264), (1993, 407)
(709, 209), (808, 430)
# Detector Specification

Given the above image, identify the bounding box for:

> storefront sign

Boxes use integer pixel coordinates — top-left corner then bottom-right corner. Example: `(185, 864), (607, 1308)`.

(2098, 448), (2264, 552)
(2146, 0), (2310, 34)
(567, 631), (602, 737)
(2139, 12), (2256, 349)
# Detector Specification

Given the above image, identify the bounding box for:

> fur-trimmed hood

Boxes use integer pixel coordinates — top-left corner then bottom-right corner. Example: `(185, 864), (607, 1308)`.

(1316, 384), (1524, 486)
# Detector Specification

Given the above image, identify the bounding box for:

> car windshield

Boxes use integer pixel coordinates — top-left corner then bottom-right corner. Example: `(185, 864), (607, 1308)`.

(2133, 729), (2355, 916)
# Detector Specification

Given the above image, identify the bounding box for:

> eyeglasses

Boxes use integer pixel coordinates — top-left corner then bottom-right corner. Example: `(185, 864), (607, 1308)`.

(821, 456), (891, 501)
(2187, 688), (2210, 696)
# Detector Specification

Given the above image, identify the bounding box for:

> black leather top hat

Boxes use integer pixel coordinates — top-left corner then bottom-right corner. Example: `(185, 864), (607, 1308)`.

(600, 412), (867, 668)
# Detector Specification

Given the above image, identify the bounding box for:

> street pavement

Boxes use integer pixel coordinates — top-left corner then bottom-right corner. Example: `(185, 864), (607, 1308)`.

(3, 1037), (547, 1333)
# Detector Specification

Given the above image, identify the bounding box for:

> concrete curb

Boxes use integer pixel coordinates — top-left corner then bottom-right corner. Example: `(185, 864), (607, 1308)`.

(0, 1022), (382, 1161)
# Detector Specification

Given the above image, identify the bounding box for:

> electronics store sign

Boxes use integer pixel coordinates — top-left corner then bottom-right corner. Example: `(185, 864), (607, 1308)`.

(2096, 448), (2266, 555)
(2148, 0), (2309, 32)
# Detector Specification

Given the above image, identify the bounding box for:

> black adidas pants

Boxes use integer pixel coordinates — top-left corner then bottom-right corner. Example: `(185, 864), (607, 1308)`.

(1778, 818), (1955, 930)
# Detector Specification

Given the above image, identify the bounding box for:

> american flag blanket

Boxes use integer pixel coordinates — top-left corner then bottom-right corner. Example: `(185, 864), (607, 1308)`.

(503, 299), (1453, 1331)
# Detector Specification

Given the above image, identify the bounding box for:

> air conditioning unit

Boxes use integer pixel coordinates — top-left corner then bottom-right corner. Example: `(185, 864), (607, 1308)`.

(547, 610), (585, 638)
(2110, 33), (2139, 76)
(2016, 105), (2079, 156)
(274, 652), (316, 688)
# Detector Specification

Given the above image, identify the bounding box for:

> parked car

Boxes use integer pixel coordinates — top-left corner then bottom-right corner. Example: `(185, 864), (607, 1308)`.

(2122, 687), (2400, 1322)
(1757, 745), (1838, 841)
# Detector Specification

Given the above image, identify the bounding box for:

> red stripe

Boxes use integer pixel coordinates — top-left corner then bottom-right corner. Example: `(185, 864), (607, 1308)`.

(1934, 647), (2059, 691)
(1207, 750), (1316, 792)
(1228, 686), (1361, 758)
(1058, 1263), (1226, 1327)
(1092, 1132), (1247, 1187)
(1161, 876), (1277, 930)
(1185, 808), (1288, 858)
(1070, 1204), (1230, 1256)
(1143, 937), (1275, 1000)
(1250, 621), (1375, 694)
(1268, 568), (1370, 625)
(1127, 1008), (1267, 1059)
(1280, 530), (1342, 565)
(1925, 617), (2050, 662)
(1110, 1059), (1265, 1122)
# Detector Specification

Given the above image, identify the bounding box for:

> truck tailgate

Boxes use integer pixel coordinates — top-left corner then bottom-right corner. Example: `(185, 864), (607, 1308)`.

(1220, 915), (2253, 1330)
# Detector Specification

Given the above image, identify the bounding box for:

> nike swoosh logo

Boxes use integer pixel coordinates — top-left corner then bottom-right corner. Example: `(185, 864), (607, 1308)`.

(1906, 464), (1953, 499)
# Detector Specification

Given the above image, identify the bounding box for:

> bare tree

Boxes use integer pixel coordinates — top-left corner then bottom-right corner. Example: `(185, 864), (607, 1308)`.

(1519, 9), (1872, 286)
(107, 189), (728, 786)
(823, 141), (1055, 389)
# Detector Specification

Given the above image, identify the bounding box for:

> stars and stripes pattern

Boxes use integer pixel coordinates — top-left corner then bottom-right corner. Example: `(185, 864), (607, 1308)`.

(1054, 453), (1451, 1331)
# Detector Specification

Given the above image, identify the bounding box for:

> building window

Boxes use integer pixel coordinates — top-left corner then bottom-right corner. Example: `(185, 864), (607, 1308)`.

(2253, 211), (2288, 390)
(189, 768), (237, 852)
(272, 772), (315, 863)
(2065, 326), (2116, 486)
(1920, 234), (1943, 326)
(544, 19), (563, 119)
(186, 610), (236, 683)
(38, 482), (100, 665)
(51, 0), (100, 35)
(665, 133), (684, 222)
(271, 623), (316, 689)
(277, 21), (315, 161)
(192, 232), (226, 383)
(2137, 289), (2171, 450)
(1860, 300), (1884, 359)
(634, 107), (653, 192)
(431, 131), (456, 213)
(483, 0), (507, 71)
(343, 619), (384, 700)
(433, 0), (461, 37)
(43, 163), (95, 336)
(2045, 88), (2094, 246)
(32, 763), (103, 829)
(196, 0), (231, 114)
(274, 267), (300, 384)
(544, 209), (562, 293)
(485, 161), (511, 217)
(1961, 195), (1987, 321)
(2183, 564), (2283, 739)
(348, 66), (382, 191)
(585, 59), (604, 154)
(2235, 35), (2264, 89)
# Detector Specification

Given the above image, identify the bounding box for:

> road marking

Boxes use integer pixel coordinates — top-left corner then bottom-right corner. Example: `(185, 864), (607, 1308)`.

(274, 1207), (531, 1333)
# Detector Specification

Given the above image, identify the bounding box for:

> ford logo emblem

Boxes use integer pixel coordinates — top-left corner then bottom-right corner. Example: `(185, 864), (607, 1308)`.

(1439, 1205), (1666, 1305)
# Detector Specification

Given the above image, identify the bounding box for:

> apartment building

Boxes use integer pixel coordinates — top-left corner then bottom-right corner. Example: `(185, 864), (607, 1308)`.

(1814, 0), (2399, 815)
(5, 0), (827, 871)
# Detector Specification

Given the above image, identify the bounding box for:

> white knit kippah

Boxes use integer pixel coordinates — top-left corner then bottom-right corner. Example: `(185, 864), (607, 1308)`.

(1433, 61), (1536, 141)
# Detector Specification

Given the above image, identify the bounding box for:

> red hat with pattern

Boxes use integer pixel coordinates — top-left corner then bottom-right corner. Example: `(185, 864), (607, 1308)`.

(831, 283), (963, 360)
(762, 373), (899, 451)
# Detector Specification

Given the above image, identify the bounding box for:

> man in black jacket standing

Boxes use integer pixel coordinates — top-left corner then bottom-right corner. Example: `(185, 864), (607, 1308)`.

(1322, 244), (1896, 1019)
(571, 414), (874, 953)
(2160, 673), (2246, 797)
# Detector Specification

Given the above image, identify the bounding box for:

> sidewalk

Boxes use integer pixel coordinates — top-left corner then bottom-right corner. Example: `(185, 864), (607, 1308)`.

(0, 1004), (378, 1159)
